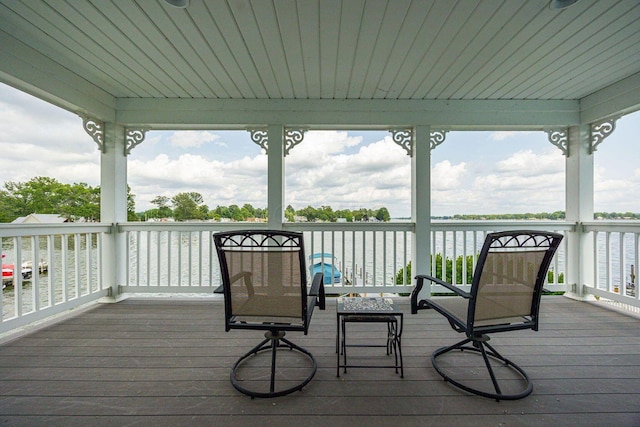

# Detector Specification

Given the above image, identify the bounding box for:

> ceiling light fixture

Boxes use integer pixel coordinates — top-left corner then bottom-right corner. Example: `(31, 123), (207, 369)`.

(549, 0), (580, 10)
(164, 0), (190, 8)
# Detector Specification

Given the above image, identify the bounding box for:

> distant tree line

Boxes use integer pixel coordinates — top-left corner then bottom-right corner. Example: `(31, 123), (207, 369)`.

(0, 176), (136, 222)
(594, 212), (640, 220)
(435, 211), (640, 220)
(286, 205), (391, 222)
(441, 211), (567, 220)
(143, 194), (268, 222)
(144, 193), (391, 222)
(1, 178), (638, 223)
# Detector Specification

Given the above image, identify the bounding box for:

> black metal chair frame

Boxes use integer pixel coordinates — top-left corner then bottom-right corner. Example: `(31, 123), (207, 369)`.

(411, 230), (563, 401)
(214, 230), (325, 398)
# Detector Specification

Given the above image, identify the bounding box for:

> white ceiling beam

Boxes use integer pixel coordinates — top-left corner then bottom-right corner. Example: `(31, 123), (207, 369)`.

(0, 30), (116, 121)
(116, 98), (579, 129)
(580, 72), (640, 124)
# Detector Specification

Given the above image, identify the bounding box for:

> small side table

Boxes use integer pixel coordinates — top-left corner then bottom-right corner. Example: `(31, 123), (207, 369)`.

(336, 297), (403, 378)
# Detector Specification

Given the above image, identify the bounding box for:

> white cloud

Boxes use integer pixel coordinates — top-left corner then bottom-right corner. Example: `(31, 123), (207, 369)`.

(430, 148), (565, 215)
(284, 132), (410, 215)
(129, 152), (268, 209)
(467, 150), (564, 213)
(495, 149), (563, 176)
(490, 131), (534, 141)
(594, 165), (640, 211)
(168, 131), (220, 149)
(432, 160), (467, 189)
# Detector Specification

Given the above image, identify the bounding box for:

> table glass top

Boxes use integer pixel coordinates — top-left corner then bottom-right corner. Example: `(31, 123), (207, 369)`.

(337, 297), (399, 313)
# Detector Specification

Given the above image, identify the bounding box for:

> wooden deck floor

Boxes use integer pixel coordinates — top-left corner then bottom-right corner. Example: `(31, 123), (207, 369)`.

(0, 296), (639, 426)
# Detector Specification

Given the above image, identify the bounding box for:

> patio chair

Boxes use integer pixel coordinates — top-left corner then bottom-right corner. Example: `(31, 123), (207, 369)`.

(411, 230), (563, 400)
(213, 230), (325, 398)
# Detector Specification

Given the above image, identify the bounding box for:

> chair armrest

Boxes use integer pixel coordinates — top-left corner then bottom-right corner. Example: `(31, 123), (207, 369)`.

(415, 274), (471, 298)
(305, 273), (325, 334)
(411, 274), (470, 314)
(309, 272), (325, 310)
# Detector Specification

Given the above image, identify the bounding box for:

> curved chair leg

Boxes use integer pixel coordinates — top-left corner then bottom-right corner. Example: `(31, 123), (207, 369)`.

(431, 336), (532, 401)
(231, 330), (318, 398)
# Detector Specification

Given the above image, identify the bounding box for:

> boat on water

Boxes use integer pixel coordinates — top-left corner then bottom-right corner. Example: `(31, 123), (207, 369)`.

(2, 263), (12, 289)
(309, 253), (342, 285)
(3, 253), (15, 288)
(21, 259), (49, 275)
(2, 255), (48, 289)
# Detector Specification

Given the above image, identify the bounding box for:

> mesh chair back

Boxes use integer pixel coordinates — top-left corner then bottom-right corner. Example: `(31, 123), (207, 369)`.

(214, 231), (308, 329)
(226, 249), (303, 318)
(469, 231), (562, 332)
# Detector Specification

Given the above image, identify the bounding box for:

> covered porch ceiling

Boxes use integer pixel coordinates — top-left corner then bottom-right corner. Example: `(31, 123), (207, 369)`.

(1, 0), (639, 128)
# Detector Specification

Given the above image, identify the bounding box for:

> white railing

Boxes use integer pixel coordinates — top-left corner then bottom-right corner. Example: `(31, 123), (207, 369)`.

(119, 222), (264, 293)
(1, 223), (110, 334)
(120, 220), (573, 296)
(7, 219), (639, 336)
(291, 221), (574, 294)
(583, 221), (640, 309)
(429, 221), (574, 294)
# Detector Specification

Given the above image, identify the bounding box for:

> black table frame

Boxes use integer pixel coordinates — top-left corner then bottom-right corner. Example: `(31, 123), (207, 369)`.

(336, 297), (404, 378)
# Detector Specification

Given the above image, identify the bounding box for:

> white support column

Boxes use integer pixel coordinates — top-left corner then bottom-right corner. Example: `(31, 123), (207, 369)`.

(412, 125), (431, 297)
(101, 122), (128, 299)
(565, 125), (595, 300)
(267, 124), (284, 230)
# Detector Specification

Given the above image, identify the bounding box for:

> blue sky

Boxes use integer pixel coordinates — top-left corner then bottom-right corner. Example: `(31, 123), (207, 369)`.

(0, 83), (638, 218)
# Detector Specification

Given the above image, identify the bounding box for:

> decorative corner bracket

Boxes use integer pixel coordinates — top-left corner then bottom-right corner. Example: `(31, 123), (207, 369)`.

(248, 127), (269, 154)
(389, 128), (413, 157)
(125, 128), (148, 156)
(590, 118), (618, 154)
(545, 128), (569, 156)
(81, 116), (105, 153)
(430, 130), (448, 151)
(284, 128), (307, 156)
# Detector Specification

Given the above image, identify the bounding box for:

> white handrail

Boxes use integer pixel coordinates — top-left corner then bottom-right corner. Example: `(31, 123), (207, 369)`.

(3, 220), (639, 335)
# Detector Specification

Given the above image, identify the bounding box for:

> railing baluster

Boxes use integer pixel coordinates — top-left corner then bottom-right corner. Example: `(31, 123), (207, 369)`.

(156, 231), (161, 287)
(127, 231), (132, 286)
(15, 237), (23, 317)
(361, 230), (366, 287)
(48, 235), (55, 304)
(350, 230), (355, 288)
(97, 233), (103, 292)
(382, 231), (387, 288)
(331, 230), (336, 289)
(340, 230), (345, 289)
(32, 236), (41, 310)
(85, 233), (92, 295)
(619, 232), (626, 295)
(605, 232), (612, 292)
(629, 233), (640, 300)
(146, 230), (152, 286)
(74, 234), (80, 298)
(198, 231), (204, 287)
(372, 230), (377, 288)
(403, 230), (408, 286)
(593, 231), (599, 291)
(452, 231), (458, 285)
